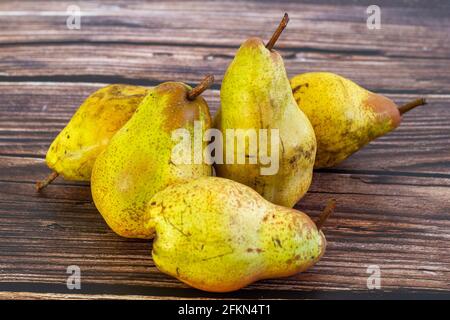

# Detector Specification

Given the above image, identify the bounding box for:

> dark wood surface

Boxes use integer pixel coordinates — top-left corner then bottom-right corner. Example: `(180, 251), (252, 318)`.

(0, 0), (449, 299)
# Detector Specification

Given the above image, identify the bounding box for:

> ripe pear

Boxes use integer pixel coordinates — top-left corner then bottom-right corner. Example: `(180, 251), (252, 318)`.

(36, 84), (150, 190)
(91, 76), (214, 239)
(214, 14), (316, 208)
(290, 72), (426, 168)
(146, 177), (334, 292)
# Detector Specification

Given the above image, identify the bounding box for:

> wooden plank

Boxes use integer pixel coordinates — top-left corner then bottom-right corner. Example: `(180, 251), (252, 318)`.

(0, 0), (449, 299)
(0, 291), (170, 300)
(0, 83), (448, 174)
(0, 1), (449, 60)
(0, 157), (449, 294)
(0, 43), (449, 94)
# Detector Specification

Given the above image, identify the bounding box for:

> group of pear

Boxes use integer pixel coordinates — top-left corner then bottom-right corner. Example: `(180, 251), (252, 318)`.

(37, 14), (425, 292)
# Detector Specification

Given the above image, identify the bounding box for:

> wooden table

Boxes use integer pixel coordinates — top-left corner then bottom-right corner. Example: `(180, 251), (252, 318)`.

(0, 0), (449, 299)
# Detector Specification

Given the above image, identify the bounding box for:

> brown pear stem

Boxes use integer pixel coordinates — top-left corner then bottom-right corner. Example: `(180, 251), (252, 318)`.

(187, 74), (214, 100)
(265, 13), (289, 51)
(399, 98), (427, 115)
(36, 171), (59, 191)
(315, 199), (336, 230)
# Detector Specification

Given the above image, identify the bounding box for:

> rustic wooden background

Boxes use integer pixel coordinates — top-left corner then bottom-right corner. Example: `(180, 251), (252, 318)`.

(0, 0), (449, 299)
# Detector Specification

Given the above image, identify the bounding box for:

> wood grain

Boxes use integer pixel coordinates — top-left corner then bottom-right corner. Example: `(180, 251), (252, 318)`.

(0, 0), (449, 299)
(0, 43), (449, 94)
(0, 1), (449, 59)
(0, 157), (449, 297)
(0, 83), (448, 174)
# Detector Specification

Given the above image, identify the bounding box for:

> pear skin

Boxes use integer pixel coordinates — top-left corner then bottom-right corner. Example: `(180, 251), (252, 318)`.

(91, 78), (213, 239)
(214, 14), (316, 208)
(290, 72), (426, 168)
(147, 177), (329, 293)
(37, 84), (149, 190)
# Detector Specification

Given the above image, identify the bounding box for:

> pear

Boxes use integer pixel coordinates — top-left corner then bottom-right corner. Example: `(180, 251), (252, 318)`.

(290, 72), (427, 168)
(146, 177), (334, 292)
(36, 84), (150, 190)
(91, 75), (214, 239)
(214, 14), (316, 208)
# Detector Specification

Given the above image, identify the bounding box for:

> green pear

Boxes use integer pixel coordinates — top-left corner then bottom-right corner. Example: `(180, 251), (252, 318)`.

(36, 84), (150, 190)
(147, 177), (334, 292)
(214, 14), (316, 208)
(290, 72), (426, 168)
(91, 76), (214, 239)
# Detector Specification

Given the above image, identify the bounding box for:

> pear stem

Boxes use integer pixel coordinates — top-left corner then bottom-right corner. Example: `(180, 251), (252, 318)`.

(265, 13), (289, 51)
(36, 171), (59, 191)
(187, 74), (214, 100)
(315, 199), (336, 231)
(399, 98), (427, 115)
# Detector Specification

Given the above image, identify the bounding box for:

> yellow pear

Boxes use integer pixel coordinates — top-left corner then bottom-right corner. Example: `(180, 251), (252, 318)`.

(147, 177), (334, 292)
(91, 76), (214, 239)
(290, 72), (426, 168)
(36, 84), (149, 190)
(214, 14), (316, 208)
